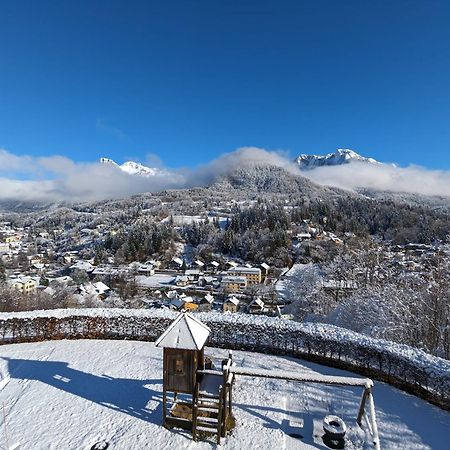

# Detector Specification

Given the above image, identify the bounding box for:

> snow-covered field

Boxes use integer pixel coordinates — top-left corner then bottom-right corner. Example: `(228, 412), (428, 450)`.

(276, 263), (311, 298)
(135, 274), (175, 288)
(0, 340), (448, 450)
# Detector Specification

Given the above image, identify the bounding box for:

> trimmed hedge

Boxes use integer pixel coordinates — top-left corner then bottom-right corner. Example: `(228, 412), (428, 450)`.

(0, 308), (449, 410)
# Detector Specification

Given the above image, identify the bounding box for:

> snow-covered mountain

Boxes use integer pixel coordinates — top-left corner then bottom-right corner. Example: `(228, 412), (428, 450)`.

(99, 157), (119, 167)
(296, 149), (379, 170)
(99, 157), (164, 176)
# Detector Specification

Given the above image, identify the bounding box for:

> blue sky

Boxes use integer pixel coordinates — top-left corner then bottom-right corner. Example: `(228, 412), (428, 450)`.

(1, 0), (450, 169)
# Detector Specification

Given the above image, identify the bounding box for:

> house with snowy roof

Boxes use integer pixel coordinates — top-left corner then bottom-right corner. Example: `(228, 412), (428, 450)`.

(185, 269), (202, 281)
(209, 260), (220, 271)
(227, 266), (261, 284)
(221, 275), (247, 293)
(225, 260), (238, 268)
(170, 296), (198, 312)
(165, 290), (178, 300)
(137, 261), (155, 275)
(49, 275), (74, 287)
(193, 259), (205, 269)
(69, 260), (94, 273)
(197, 275), (217, 289)
(170, 257), (184, 269)
(296, 232), (312, 241)
(174, 275), (189, 287)
(78, 281), (110, 300)
(198, 293), (215, 311)
(30, 262), (45, 272)
(7, 276), (39, 294)
(223, 295), (240, 313)
(248, 297), (265, 314)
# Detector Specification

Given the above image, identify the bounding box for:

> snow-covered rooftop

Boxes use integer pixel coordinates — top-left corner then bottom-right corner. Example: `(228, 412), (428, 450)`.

(155, 312), (211, 350)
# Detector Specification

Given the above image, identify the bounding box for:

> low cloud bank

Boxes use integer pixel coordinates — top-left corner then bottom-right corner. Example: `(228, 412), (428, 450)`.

(0, 147), (449, 203)
(190, 147), (300, 186)
(0, 147), (295, 203)
(301, 161), (450, 198)
(0, 148), (182, 202)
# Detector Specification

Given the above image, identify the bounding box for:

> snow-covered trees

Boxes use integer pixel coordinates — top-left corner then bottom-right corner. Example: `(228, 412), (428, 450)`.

(325, 252), (450, 359)
(104, 219), (178, 263)
(281, 240), (450, 360)
(282, 264), (327, 320)
(0, 285), (54, 312)
(215, 202), (293, 266)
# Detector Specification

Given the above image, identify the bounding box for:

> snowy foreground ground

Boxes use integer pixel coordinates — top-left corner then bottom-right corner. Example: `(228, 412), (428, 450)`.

(0, 340), (448, 450)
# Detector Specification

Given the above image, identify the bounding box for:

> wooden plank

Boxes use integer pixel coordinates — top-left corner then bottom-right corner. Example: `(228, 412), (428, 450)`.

(196, 425), (218, 433)
(230, 366), (372, 387)
(165, 416), (193, 431)
(197, 369), (223, 376)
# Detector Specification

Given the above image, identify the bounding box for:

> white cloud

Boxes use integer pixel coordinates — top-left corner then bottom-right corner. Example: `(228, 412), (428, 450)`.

(0, 149), (35, 174)
(301, 161), (450, 197)
(188, 146), (300, 185)
(0, 146), (449, 204)
(0, 148), (184, 203)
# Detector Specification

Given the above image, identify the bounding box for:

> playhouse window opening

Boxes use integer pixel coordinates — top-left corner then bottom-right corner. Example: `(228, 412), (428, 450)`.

(175, 359), (184, 374)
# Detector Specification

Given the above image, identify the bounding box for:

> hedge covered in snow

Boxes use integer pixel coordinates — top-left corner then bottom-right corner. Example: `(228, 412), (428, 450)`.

(0, 308), (449, 409)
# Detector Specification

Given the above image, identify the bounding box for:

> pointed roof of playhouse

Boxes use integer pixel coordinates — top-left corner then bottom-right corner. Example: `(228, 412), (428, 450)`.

(155, 312), (211, 350)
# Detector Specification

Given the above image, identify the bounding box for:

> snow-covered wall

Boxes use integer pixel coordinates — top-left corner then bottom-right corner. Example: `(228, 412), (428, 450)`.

(0, 308), (449, 410)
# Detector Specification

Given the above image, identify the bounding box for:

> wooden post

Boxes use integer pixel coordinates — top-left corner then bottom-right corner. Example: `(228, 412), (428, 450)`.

(367, 391), (381, 450)
(222, 368), (227, 437)
(191, 390), (195, 431)
(222, 386), (227, 438)
(357, 387), (369, 425)
(192, 381), (198, 441)
(217, 386), (223, 445)
(162, 353), (167, 427)
(228, 383), (233, 417)
(162, 384), (167, 427)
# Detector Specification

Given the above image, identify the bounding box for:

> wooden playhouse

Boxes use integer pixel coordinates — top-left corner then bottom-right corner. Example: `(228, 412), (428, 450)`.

(155, 312), (234, 444)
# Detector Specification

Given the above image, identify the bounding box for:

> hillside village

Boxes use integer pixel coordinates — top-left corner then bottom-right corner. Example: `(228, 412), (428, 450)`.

(1, 206), (447, 321)
(0, 214), (313, 314)
(1, 162), (449, 360)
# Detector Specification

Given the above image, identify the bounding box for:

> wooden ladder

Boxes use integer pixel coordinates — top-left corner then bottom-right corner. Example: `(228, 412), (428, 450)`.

(193, 384), (224, 445)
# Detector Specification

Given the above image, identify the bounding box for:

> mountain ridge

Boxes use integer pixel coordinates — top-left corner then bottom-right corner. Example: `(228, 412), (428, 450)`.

(296, 149), (379, 170)
(99, 157), (165, 176)
(100, 149), (380, 178)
